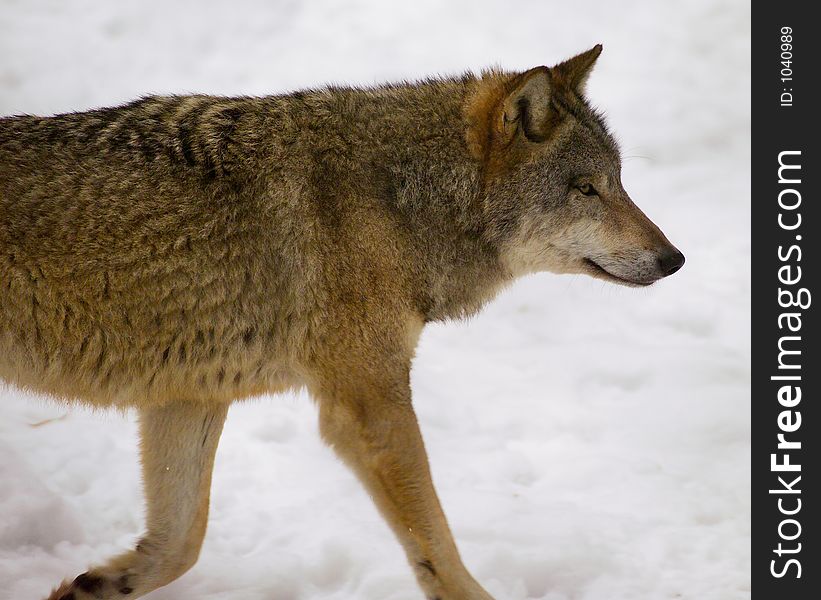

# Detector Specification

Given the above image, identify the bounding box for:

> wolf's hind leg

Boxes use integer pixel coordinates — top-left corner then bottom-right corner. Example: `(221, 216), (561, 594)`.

(46, 400), (228, 600)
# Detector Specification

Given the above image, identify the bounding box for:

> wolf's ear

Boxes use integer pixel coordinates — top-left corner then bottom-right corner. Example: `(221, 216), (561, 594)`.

(552, 44), (603, 93)
(501, 67), (556, 143)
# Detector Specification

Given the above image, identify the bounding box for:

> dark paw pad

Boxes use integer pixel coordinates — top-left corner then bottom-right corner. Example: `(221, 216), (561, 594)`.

(73, 573), (104, 594)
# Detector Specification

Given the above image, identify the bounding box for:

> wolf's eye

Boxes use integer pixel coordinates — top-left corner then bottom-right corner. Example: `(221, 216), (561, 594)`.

(577, 183), (598, 196)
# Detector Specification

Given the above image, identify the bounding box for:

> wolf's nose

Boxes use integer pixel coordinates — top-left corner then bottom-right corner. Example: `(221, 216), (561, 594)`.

(658, 248), (685, 276)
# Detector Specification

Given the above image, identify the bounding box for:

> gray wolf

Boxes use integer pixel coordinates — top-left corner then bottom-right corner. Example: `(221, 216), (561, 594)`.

(0, 45), (683, 599)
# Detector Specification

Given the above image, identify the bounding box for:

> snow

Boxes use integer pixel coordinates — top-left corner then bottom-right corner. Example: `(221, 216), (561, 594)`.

(0, 1), (750, 599)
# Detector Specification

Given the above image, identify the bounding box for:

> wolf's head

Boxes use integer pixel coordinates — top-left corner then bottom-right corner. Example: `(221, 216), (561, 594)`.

(467, 45), (683, 287)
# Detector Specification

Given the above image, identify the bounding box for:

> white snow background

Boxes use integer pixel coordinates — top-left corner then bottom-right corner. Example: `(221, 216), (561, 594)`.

(0, 1), (750, 599)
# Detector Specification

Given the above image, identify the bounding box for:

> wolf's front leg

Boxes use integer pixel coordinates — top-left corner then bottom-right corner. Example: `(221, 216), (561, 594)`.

(46, 400), (228, 600)
(314, 368), (494, 600)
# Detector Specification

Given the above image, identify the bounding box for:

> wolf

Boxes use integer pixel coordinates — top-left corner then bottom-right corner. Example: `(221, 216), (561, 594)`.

(0, 45), (683, 600)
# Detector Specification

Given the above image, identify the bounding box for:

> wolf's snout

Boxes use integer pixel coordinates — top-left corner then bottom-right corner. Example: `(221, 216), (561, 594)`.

(657, 247), (685, 277)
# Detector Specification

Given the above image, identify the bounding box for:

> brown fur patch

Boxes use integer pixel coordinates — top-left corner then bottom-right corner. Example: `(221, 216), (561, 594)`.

(464, 68), (562, 182)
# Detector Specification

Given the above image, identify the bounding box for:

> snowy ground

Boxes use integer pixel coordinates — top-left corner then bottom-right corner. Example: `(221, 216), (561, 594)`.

(0, 1), (750, 599)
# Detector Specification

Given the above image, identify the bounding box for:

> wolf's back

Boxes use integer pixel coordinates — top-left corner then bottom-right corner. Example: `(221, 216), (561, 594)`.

(0, 98), (313, 407)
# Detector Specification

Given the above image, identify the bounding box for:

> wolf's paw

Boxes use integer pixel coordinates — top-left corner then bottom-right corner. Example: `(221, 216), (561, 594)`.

(46, 571), (137, 600)
(420, 578), (496, 600)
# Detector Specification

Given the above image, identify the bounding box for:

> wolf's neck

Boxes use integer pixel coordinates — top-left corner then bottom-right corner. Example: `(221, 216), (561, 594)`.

(361, 79), (513, 321)
(271, 75), (515, 322)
